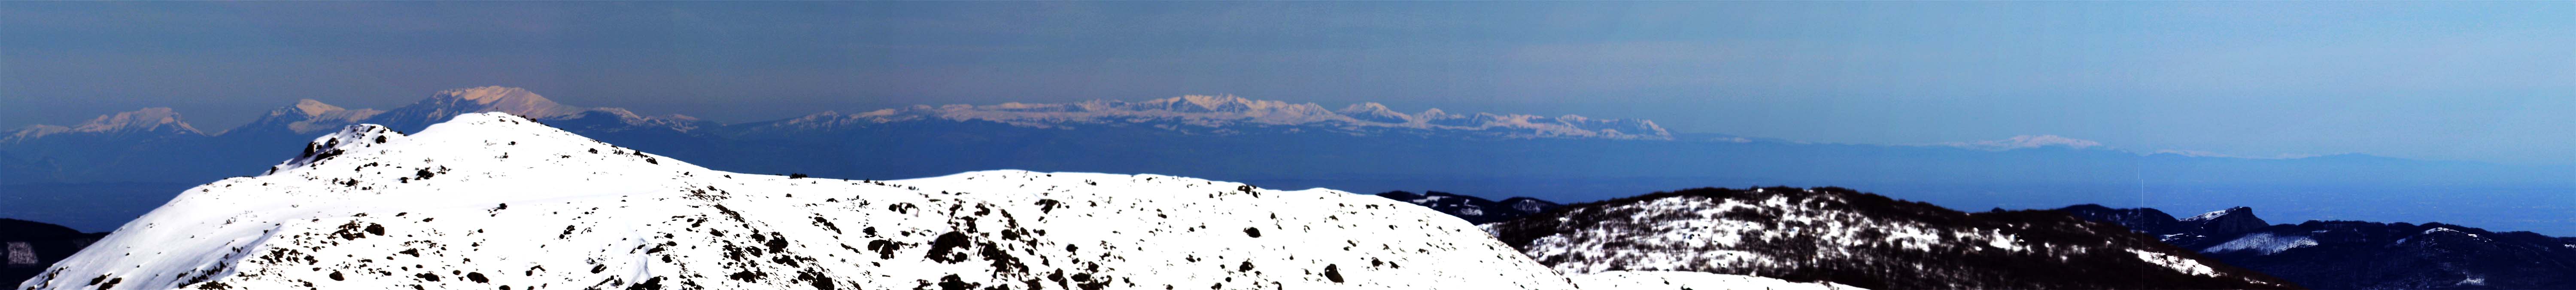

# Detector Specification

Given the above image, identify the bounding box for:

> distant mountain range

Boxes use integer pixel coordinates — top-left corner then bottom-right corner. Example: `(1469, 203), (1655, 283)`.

(9, 86), (2559, 186)
(0, 86), (1668, 183)
(2060, 205), (2576, 290)
(7, 86), (2575, 235)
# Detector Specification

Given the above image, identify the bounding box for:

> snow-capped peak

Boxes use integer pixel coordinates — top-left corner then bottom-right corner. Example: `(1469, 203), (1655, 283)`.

(70, 107), (195, 133)
(292, 99), (345, 117)
(232, 99), (389, 135)
(422, 86), (581, 119)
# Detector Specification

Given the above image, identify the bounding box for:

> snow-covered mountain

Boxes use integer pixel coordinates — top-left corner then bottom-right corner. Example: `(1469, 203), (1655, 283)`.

(361, 86), (710, 134)
(0, 108), (230, 183)
(2061, 205), (2576, 289)
(223, 100), (386, 137)
(1484, 186), (2297, 290)
(1372, 191), (1560, 224)
(12, 113), (1836, 290)
(725, 95), (1670, 140)
(2, 108), (202, 143)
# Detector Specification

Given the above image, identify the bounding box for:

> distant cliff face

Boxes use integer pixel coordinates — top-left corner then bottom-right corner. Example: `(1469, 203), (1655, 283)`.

(2060, 205), (2576, 290)
(2180, 207), (2271, 237)
(0, 219), (106, 286)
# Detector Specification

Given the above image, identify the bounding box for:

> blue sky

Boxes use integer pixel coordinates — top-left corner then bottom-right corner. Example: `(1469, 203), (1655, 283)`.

(3, 1), (2571, 163)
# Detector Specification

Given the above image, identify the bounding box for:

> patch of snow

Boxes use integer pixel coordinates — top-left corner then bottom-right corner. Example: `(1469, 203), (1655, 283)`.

(1985, 232), (2027, 252)
(2424, 227), (2483, 238)
(2202, 232), (2318, 255)
(2130, 249), (2220, 278)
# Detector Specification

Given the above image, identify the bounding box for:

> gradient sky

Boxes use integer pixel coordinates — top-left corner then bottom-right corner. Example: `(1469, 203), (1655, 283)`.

(4, 1), (2571, 163)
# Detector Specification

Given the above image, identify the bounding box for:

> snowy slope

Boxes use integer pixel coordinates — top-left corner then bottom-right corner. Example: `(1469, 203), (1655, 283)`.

(17, 113), (1599, 290)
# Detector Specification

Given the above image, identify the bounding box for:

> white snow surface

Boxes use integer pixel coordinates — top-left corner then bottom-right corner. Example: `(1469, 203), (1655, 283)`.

(17, 113), (1666, 290)
(2201, 232), (2319, 255)
(1568, 271), (1868, 290)
(2127, 249), (2221, 278)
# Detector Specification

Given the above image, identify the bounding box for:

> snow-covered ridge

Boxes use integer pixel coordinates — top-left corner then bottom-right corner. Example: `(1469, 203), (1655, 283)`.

(17, 112), (1812, 290)
(1484, 187), (2297, 290)
(746, 95), (1671, 140)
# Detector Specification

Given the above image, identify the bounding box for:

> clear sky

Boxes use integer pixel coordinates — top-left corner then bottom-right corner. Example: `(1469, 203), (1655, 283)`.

(3, 1), (2570, 163)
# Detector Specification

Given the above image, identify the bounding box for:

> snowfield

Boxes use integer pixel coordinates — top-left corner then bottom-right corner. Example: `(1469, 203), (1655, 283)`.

(16, 113), (1837, 290)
